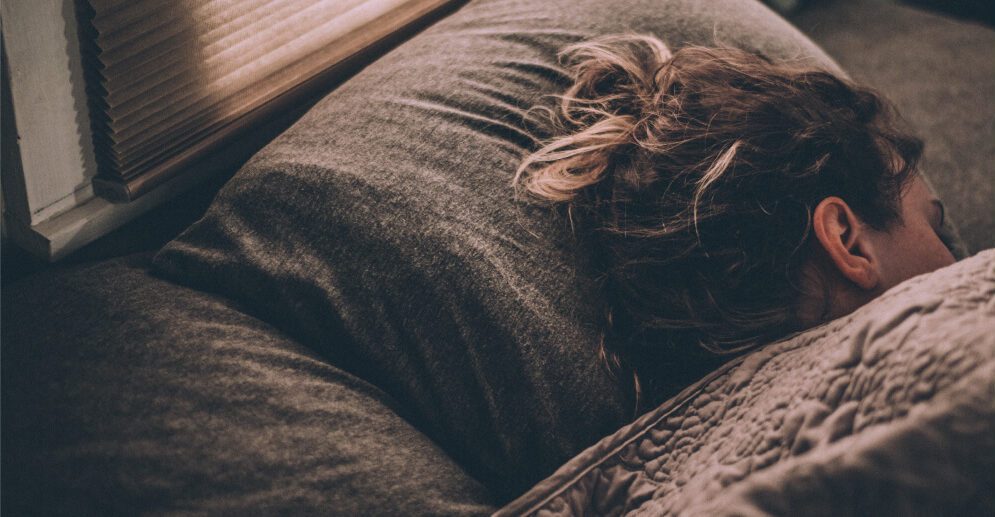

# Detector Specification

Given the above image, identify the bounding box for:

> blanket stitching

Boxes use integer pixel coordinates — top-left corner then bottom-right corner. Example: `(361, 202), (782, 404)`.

(517, 335), (817, 515)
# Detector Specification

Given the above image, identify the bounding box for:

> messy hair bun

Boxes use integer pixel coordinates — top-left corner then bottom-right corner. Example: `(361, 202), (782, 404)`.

(516, 35), (672, 202)
(515, 35), (921, 405)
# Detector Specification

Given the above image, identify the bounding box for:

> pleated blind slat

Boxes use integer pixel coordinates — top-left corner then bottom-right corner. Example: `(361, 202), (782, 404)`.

(101, 0), (339, 113)
(88, 0), (135, 12)
(82, 0), (461, 201)
(95, 0), (297, 67)
(102, 3), (375, 147)
(98, 0), (281, 86)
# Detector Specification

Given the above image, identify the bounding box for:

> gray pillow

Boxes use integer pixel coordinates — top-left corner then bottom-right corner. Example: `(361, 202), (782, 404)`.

(2, 255), (495, 515)
(153, 0), (872, 500)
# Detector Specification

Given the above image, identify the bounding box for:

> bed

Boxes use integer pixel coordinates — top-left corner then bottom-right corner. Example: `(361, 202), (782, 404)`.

(3, 0), (993, 514)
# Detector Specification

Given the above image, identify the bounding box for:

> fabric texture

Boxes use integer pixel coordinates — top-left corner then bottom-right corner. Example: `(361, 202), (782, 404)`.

(497, 249), (995, 516)
(152, 0), (851, 499)
(3, 0), (990, 514)
(1, 254), (496, 516)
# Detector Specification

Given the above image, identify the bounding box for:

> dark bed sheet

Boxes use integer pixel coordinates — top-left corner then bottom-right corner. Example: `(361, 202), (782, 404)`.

(1, 254), (495, 516)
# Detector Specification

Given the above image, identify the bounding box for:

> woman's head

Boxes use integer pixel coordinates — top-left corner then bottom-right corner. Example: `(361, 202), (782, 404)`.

(515, 35), (953, 401)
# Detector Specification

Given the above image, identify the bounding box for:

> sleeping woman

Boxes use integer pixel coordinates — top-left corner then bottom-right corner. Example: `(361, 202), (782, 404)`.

(515, 35), (955, 407)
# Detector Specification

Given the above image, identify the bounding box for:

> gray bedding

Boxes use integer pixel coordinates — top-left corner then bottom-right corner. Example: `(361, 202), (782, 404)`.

(150, 0), (858, 500)
(3, 0), (992, 514)
(1, 254), (496, 515)
(498, 250), (995, 516)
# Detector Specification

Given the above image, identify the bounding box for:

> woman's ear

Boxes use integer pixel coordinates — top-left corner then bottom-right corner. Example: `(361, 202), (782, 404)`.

(811, 197), (880, 291)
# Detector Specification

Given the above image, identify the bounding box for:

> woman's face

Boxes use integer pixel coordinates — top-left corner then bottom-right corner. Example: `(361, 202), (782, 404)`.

(800, 175), (956, 325)
(867, 175), (955, 291)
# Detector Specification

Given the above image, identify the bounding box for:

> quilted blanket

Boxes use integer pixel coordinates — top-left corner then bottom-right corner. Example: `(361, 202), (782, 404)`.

(498, 250), (995, 516)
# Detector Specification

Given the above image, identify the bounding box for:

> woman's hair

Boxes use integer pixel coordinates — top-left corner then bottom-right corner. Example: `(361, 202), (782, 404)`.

(515, 35), (922, 405)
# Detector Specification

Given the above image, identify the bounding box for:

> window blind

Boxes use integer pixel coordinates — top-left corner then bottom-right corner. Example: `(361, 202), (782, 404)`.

(78, 0), (460, 201)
